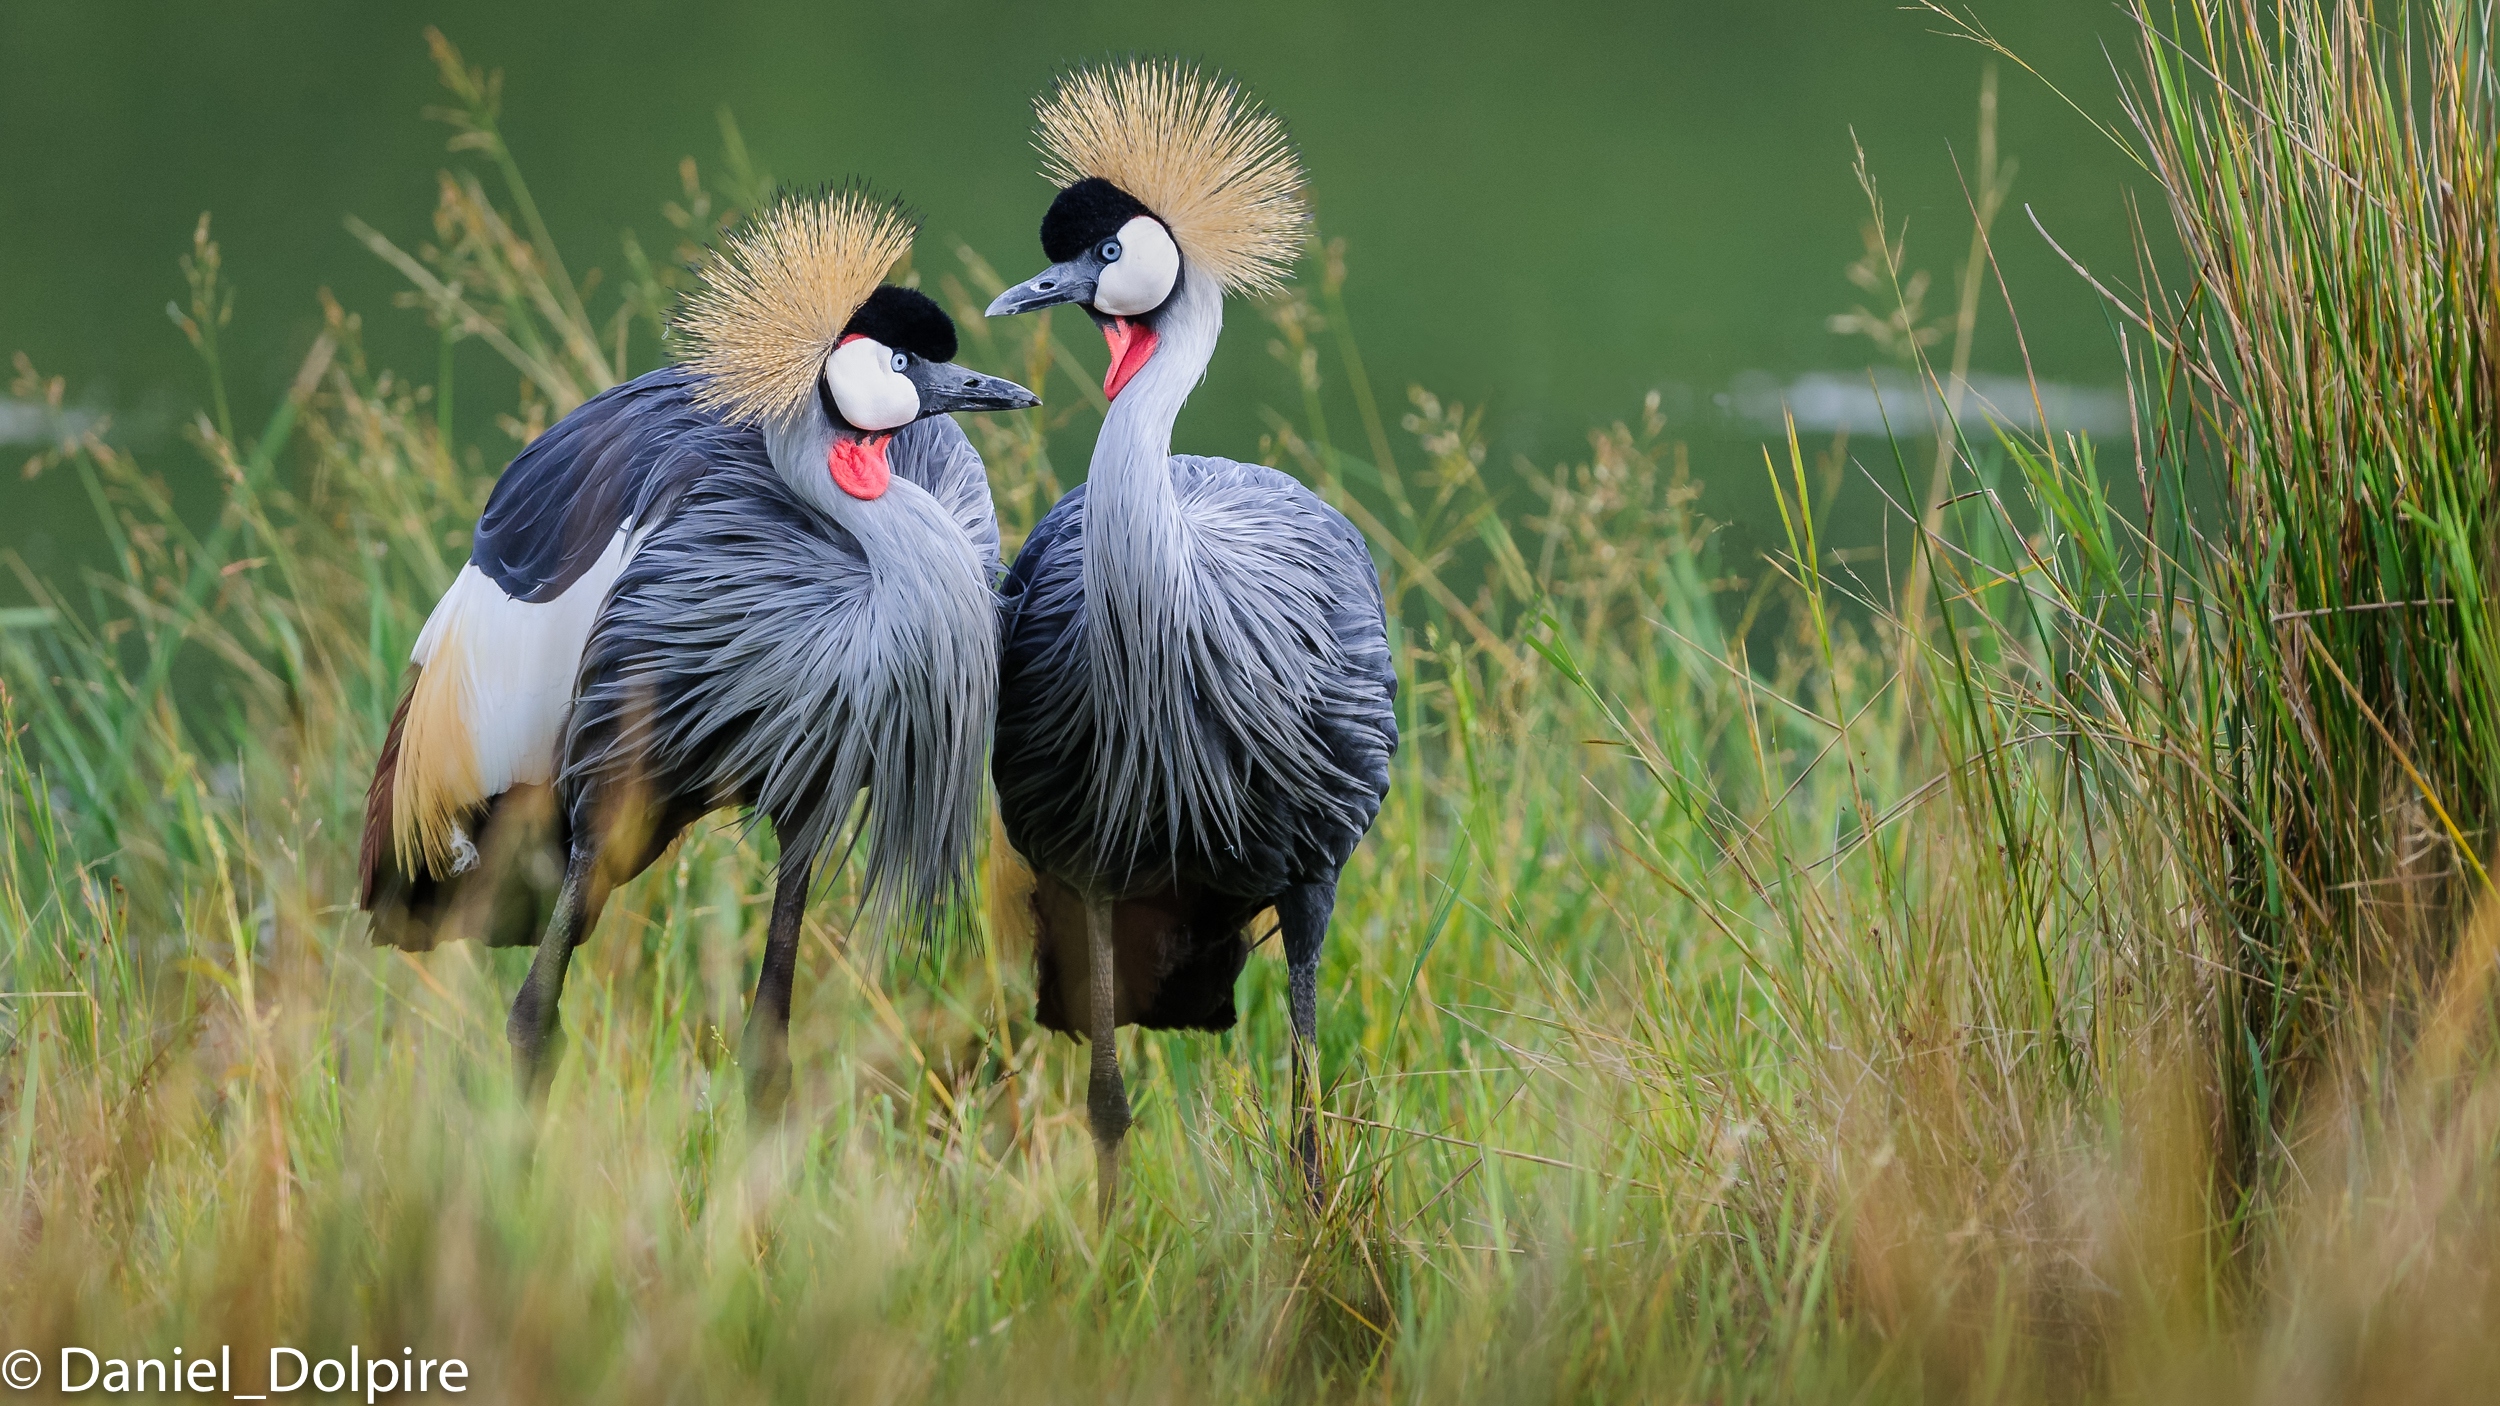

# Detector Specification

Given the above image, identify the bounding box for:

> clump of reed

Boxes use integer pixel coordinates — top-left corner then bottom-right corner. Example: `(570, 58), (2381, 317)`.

(7, 5), (2500, 1401)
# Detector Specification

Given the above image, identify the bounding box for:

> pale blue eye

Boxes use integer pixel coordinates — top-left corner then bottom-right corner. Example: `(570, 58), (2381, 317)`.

(891, 351), (907, 373)
(1100, 240), (1122, 263)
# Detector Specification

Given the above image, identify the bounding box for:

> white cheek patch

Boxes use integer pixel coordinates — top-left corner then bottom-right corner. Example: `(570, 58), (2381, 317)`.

(1094, 215), (1180, 317)
(826, 338), (920, 432)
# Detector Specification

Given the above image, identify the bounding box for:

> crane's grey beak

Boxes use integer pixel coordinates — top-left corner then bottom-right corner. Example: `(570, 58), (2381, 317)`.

(907, 362), (1041, 417)
(986, 260), (1097, 317)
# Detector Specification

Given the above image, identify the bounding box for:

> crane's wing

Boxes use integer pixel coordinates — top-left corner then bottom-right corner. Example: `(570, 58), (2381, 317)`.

(362, 366), (768, 933)
(887, 413), (1004, 583)
(469, 365), (733, 599)
(1173, 455), (1399, 855)
(1001, 481), (1085, 606)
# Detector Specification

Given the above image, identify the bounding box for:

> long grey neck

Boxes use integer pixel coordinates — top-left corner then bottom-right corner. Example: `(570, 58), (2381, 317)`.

(1082, 264), (1220, 633)
(759, 411), (996, 917)
(767, 418), (920, 563)
(1078, 263), (1237, 878)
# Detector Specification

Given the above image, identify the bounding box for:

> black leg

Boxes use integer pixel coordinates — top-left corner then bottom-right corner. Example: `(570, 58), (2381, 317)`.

(1278, 879), (1336, 1209)
(508, 846), (597, 1098)
(740, 851), (813, 1117)
(1086, 895), (1130, 1223)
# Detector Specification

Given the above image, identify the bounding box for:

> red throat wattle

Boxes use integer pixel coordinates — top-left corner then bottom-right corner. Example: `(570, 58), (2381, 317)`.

(828, 434), (891, 500)
(1101, 316), (1159, 400)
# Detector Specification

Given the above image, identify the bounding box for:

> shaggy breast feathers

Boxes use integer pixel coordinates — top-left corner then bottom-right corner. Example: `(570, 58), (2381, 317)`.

(995, 455), (1397, 898)
(562, 421), (1000, 928)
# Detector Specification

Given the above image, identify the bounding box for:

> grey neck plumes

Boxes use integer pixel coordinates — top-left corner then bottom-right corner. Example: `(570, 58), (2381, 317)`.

(766, 417), (939, 571)
(1078, 263), (1244, 878)
(757, 411), (999, 927)
(765, 419), (978, 608)
(1086, 264), (1221, 524)
(766, 416), (869, 525)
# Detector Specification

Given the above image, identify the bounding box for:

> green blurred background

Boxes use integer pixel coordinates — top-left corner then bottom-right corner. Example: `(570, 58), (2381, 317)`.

(0, 1), (2145, 596)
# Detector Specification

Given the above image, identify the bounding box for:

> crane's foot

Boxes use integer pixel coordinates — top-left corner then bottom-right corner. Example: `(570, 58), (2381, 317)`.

(740, 1017), (793, 1120)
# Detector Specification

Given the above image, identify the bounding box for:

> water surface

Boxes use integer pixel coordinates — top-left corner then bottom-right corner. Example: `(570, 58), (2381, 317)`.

(0, 1), (2149, 591)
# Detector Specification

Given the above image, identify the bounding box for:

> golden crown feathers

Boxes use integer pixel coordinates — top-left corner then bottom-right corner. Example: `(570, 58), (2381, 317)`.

(1034, 60), (1309, 297)
(679, 187), (917, 426)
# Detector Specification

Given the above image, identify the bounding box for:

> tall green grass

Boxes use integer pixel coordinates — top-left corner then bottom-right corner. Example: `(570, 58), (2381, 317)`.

(8, 7), (2500, 1400)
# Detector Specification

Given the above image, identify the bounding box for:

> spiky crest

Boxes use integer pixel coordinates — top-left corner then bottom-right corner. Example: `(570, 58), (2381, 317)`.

(678, 186), (916, 426)
(1034, 60), (1307, 296)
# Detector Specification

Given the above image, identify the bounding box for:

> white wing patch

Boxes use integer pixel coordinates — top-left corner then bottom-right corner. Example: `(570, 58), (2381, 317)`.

(395, 526), (636, 873)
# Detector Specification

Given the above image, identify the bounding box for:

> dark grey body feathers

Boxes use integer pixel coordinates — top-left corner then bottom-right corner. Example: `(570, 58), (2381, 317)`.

(998, 456), (1395, 896)
(998, 452), (1395, 1034)
(362, 363), (1001, 947)
(562, 416), (1000, 929)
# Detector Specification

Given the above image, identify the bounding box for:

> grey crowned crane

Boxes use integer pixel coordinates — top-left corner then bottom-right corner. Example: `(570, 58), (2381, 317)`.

(984, 63), (1398, 1210)
(358, 189), (1038, 1104)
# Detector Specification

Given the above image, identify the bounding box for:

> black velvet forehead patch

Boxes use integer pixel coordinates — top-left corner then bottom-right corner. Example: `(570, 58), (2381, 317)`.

(1040, 177), (1153, 263)
(843, 285), (958, 363)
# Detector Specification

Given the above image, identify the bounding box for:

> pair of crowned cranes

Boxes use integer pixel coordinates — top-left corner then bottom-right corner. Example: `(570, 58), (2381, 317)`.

(357, 62), (1396, 1208)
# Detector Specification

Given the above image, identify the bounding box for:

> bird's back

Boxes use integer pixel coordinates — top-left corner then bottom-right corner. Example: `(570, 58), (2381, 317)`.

(470, 366), (748, 600)
(361, 366), (759, 948)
